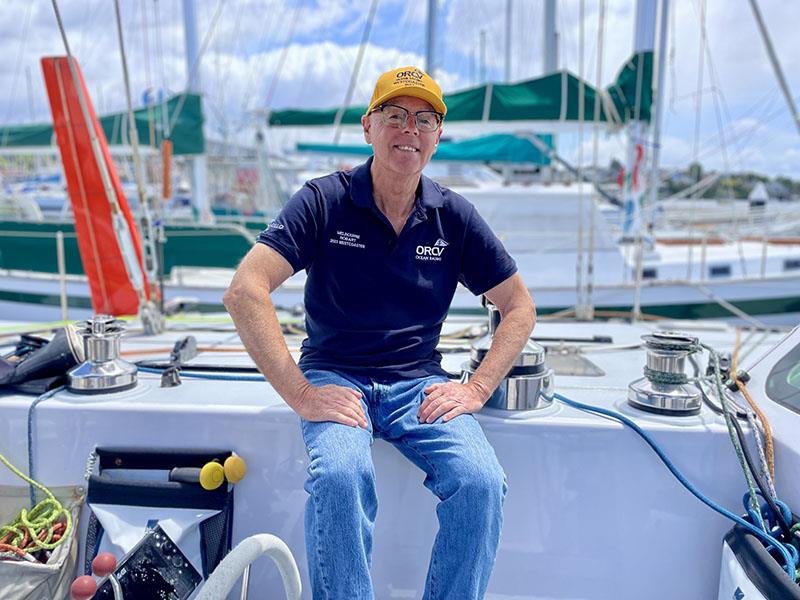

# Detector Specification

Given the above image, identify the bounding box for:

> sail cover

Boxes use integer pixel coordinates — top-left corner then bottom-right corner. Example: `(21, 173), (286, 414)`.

(0, 93), (204, 155)
(296, 133), (553, 165)
(269, 52), (652, 128)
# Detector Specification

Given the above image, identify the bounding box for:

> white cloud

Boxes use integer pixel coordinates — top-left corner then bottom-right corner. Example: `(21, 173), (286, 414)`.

(2, 0), (800, 178)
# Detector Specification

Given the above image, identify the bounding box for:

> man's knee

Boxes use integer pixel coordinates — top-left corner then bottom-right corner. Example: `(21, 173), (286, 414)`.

(438, 453), (506, 510)
(308, 446), (375, 500)
(461, 459), (507, 506)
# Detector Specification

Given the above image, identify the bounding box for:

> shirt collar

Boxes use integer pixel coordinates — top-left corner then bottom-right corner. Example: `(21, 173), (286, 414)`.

(349, 156), (445, 210)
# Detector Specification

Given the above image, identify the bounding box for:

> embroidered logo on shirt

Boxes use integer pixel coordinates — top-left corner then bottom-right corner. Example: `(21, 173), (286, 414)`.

(329, 230), (365, 249)
(268, 220), (284, 230)
(416, 238), (448, 261)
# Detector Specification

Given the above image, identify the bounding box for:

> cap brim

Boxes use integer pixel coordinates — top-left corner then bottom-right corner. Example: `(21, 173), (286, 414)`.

(367, 87), (447, 117)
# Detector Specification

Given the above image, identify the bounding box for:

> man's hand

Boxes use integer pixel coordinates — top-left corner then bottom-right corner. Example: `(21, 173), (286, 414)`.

(296, 383), (369, 428)
(418, 381), (488, 424)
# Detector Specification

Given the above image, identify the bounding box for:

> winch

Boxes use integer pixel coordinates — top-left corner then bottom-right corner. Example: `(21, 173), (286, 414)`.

(462, 302), (553, 410)
(627, 331), (702, 415)
(68, 315), (137, 394)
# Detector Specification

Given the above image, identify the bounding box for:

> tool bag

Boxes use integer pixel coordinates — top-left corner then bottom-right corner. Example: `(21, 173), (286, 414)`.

(0, 484), (84, 600)
(81, 447), (235, 594)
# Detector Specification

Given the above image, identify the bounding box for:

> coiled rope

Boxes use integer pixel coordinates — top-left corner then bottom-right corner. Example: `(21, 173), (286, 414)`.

(0, 452), (72, 560)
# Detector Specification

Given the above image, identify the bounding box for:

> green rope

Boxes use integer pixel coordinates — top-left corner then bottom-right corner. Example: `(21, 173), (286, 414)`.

(643, 366), (689, 385)
(702, 344), (767, 533)
(0, 452), (72, 556)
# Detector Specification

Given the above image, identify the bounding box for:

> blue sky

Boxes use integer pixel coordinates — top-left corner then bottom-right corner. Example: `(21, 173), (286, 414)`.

(2, 0), (800, 178)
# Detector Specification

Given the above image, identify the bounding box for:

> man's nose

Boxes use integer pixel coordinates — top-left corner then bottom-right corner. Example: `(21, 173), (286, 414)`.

(402, 117), (420, 135)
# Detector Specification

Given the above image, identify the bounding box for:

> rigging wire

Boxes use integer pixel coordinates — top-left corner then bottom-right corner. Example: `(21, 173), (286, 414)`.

(264, 1), (304, 114)
(154, 0), (171, 139)
(168, 0), (226, 133)
(113, 0), (159, 304)
(333, 0), (381, 145)
(1, 2), (33, 145)
(238, 0), (284, 120)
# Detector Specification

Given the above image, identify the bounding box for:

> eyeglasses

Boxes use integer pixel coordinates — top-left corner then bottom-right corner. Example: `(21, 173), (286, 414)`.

(370, 104), (443, 132)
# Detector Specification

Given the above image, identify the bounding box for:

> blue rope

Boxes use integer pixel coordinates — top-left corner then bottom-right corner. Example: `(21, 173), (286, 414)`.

(137, 366), (265, 382)
(27, 386), (64, 507)
(554, 392), (798, 579)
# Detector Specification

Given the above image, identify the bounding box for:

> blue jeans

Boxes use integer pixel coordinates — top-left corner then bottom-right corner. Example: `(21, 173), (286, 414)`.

(300, 369), (507, 600)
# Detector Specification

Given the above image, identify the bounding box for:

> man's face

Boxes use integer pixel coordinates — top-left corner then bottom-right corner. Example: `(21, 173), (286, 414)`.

(362, 95), (443, 178)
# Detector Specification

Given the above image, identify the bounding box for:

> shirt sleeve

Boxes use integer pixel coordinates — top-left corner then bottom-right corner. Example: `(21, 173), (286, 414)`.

(256, 183), (322, 273)
(458, 205), (518, 296)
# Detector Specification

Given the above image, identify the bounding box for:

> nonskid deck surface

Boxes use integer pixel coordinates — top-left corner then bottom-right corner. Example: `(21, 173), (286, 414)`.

(0, 313), (797, 599)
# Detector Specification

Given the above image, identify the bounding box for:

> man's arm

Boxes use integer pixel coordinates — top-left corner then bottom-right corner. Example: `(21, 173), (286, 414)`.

(418, 273), (536, 423)
(224, 244), (368, 428)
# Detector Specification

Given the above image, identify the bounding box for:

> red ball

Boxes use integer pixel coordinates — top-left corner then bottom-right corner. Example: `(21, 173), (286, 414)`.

(91, 552), (117, 577)
(70, 575), (97, 600)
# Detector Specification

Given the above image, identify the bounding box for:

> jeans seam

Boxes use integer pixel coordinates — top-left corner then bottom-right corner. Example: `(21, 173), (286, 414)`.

(309, 468), (331, 599)
(395, 437), (442, 600)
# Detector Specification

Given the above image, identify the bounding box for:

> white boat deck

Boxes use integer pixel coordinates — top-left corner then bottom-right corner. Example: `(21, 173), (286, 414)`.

(1, 314), (798, 598)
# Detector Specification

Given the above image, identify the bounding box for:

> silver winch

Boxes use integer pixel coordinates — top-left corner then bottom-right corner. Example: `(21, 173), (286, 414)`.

(627, 330), (702, 416)
(461, 302), (554, 410)
(68, 315), (138, 394)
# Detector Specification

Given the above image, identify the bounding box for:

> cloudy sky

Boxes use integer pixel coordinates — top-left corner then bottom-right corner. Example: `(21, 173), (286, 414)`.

(2, 0), (799, 178)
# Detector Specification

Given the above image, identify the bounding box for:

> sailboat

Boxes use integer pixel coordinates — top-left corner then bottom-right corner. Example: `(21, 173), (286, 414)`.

(0, 2), (799, 599)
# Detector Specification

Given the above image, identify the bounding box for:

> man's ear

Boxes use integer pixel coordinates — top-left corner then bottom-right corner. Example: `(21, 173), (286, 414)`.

(361, 115), (371, 143)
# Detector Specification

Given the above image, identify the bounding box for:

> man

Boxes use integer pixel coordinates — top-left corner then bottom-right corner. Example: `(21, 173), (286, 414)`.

(224, 66), (536, 599)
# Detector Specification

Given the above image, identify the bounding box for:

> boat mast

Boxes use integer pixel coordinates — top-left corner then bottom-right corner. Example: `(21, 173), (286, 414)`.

(504, 0), (512, 82)
(542, 0), (558, 178)
(629, 0), (657, 320)
(543, 0), (558, 73)
(182, 0), (210, 223)
(646, 0), (670, 214)
(426, 0), (436, 77)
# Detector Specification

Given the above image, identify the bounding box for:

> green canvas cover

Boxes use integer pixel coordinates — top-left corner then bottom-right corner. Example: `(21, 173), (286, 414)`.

(0, 93), (204, 156)
(269, 52), (653, 127)
(296, 133), (553, 165)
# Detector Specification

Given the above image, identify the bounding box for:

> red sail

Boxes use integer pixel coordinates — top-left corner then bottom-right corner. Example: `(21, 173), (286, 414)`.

(41, 56), (150, 315)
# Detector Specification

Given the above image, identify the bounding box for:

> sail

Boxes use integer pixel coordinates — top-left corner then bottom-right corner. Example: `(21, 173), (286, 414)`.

(269, 52), (652, 128)
(297, 133), (553, 165)
(0, 93), (204, 155)
(41, 56), (151, 316)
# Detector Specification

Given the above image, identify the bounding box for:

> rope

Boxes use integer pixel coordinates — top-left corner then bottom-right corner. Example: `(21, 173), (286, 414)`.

(732, 328), (775, 479)
(554, 391), (797, 578)
(643, 366), (688, 385)
(0, 452), (72, 557)
(703, 344), (766, 532)
(746, 411), (777, 498)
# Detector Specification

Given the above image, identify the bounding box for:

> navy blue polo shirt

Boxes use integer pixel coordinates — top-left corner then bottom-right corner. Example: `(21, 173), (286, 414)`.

(257, 157), (517, 379)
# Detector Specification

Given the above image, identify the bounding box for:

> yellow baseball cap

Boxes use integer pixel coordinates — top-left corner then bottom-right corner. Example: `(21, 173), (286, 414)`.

(366, 66), (447, 116)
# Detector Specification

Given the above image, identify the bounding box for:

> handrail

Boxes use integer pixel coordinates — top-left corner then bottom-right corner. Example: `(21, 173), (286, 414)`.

(194, 534), (301, 600)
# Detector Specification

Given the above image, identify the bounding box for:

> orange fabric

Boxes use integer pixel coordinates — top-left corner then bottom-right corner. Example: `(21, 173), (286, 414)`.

(41, 56), (149, 315)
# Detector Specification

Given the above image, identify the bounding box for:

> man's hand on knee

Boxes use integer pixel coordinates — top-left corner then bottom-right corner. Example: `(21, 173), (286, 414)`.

(418, 381), (486, 424)
(297, 383), (369, 428)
